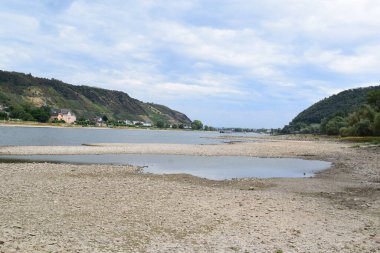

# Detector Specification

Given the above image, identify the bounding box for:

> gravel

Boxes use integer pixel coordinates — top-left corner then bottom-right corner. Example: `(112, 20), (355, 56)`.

(0, 138), (379, 252)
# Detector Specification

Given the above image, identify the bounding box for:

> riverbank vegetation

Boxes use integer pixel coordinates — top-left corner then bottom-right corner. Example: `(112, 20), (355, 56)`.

(282, 88), (380, 137)
(0, 103), (51, 123)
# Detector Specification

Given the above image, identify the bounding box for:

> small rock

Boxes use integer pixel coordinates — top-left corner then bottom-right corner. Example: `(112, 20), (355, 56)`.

(0, 240), (4, 245)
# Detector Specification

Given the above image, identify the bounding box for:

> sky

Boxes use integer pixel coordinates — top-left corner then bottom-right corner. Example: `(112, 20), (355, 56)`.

(1, 0), (380, 128)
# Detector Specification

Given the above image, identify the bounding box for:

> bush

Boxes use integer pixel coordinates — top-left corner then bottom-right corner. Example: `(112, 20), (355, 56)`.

(348, 105), (375, 126)
(156, 121), (165, 128)
(52, 119), (65, 123)
(325, 116), (346, 135)
(373, 113), (380, 136)
(30, 107), (50, 122)
(0, 111), (8, 120)
(340, 127), (355, 137)
(355, 119), (373, 136)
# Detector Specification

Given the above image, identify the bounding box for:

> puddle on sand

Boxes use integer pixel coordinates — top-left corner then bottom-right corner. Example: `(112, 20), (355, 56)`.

(0, 154), (331, 180)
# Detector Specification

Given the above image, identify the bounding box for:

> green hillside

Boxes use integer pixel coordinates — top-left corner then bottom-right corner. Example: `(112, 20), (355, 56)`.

(291, 86), (380, 125)
(282, 85), (380, 136)
(0, 70), (191, 124)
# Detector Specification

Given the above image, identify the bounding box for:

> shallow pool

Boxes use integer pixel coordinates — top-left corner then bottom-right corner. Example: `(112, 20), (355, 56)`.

(0, 154), (331, 180)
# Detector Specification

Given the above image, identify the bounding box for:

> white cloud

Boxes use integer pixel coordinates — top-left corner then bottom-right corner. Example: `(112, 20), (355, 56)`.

(1, 0), (380, 127)
(305, 44), (380, 74)
(154, 22), (293, 74)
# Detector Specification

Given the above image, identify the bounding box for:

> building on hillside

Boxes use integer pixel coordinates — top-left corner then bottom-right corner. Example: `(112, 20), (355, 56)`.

(132, 121), (143, 125)
(91, 117), (104, 127)
(130, 120), (152, 127)
(142, 122), (152, 127)
(50, 109), (77, 124)
(125, 120), (133, 125)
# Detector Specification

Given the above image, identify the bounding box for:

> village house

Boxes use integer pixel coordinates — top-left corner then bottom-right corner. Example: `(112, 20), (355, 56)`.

(90, 117), (104, 127)
(130, 120), (153, 127)
(142, 122), (152, 127)
(132, 121), (143, 125)
(50, 109), (77, 124)
(125, 120), (133, 126)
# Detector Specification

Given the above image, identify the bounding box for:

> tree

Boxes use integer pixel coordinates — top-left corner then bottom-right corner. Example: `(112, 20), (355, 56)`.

(367, 90), (380, 111)
(325, 116), (346, 135)
(191, 120), (203, 130)
(178, 124), (184, 129)
(30, 107), (50, 122)
(373, 113), (380, 136)
(102, 115), (109, 122)
(355, 119), (373, 136)
(156, 120), (165, 128)
(0, 112), (8, 120)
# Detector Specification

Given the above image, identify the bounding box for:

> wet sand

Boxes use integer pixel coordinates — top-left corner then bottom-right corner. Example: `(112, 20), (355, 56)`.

(0, 137), (379, 252)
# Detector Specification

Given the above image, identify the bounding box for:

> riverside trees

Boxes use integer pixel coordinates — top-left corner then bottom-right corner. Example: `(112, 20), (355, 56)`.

(191, 120), (203, 130)
(319, 91), (380, 136)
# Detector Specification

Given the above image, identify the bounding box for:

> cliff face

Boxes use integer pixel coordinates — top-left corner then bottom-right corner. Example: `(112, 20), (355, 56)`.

(0, 70), (191, 124)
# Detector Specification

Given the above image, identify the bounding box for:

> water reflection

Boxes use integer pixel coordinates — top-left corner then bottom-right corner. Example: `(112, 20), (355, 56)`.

(0, 154), (330, 180)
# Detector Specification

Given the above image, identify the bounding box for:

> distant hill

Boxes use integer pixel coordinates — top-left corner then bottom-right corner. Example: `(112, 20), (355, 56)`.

(0, 70), (191, 124)
(290, 86), (380, 125)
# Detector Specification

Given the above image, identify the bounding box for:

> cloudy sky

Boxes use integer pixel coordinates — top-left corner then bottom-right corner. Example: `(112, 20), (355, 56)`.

(1, 0), (380, 127)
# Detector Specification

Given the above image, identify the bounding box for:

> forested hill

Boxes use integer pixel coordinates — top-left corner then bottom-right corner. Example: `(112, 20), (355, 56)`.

(290, 86), (380, 125)
(0, 70), (191, 124)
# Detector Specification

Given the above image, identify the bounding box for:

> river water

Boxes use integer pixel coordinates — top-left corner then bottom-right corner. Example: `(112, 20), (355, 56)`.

(0, 154), (330, 180)
(0, 125), (259, 146)
(0, 126), (330, 180)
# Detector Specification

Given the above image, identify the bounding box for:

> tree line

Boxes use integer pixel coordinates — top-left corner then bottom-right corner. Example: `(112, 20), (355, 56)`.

(282, 90), (380, 136)
(0, 104), (50, 122)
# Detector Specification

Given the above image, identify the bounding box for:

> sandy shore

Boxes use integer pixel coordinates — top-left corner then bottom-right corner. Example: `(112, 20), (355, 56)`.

(0, 137), (379, 252)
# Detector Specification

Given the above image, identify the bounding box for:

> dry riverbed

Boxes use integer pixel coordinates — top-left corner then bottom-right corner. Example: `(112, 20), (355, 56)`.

(0, 137), (379, 252)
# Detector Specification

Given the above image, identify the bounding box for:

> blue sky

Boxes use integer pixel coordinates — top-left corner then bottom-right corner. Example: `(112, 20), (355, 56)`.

(1, 0), (380, 128)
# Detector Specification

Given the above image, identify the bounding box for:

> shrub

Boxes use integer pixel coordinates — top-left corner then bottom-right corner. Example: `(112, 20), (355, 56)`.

(156, 121), (165, 128)
(355, 119), (373, 136)
(52, 119), (65, 123)
(0, 111), (8, 120)
(340, 127), (355, 137)
(373, 113), (380, 136)
(325, 116), (346, 135)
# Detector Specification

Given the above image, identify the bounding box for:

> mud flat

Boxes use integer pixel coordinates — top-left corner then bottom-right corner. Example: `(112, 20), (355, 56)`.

(0, 137), (379, 252)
